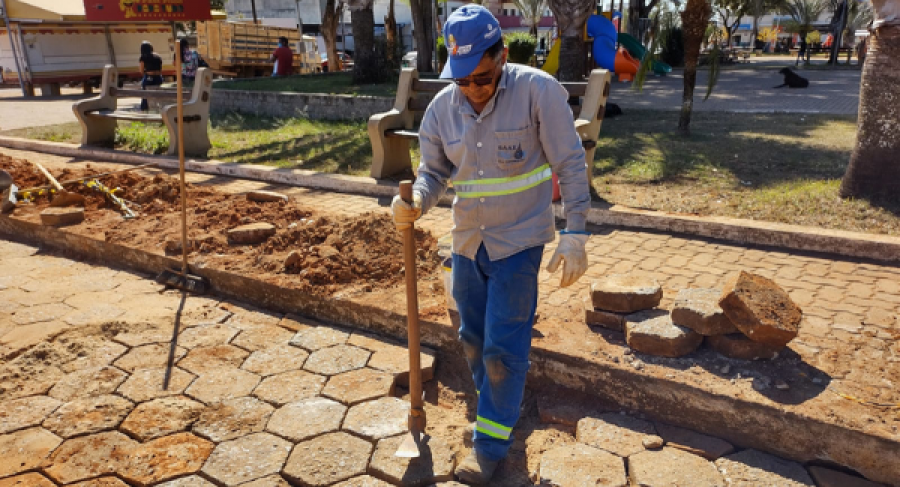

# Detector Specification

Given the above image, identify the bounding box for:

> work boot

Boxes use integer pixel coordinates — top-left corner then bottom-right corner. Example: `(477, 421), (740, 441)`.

(456, 450), (501, 485)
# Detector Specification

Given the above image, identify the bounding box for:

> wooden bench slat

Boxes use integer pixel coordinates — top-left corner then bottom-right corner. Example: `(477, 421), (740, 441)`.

(111, 88), (179, 99)
(384, 129), (420, 139)
(87, 110), (165, 123)
(412, 79), (452, 93)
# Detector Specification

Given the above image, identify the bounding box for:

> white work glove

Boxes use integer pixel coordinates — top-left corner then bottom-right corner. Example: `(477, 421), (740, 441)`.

(546, 231), (589, 288)
(391, 192), (423, 231)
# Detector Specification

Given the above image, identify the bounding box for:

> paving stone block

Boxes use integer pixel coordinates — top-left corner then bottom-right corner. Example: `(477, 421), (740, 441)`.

(591, 274), (663, 313)
(323, 367), (395, 405)
(584, 297), (626, 331)
(69, 478), (130, 486)
(232, 325), (294, 352)
(49, 366), (128, 401)
(367, 434), (456, 487)
(538, 443), (627, 487)
(240, 475), (291, 486)
(266, 397), (346, 442)
(155, 476), (216, 487)
(117, 367), (196, 403)
(0, 427), (62, 477)
(706, 334), (783, 360)
(343, 397), (409, 441)
(253, 369), (326, 405)
(201, 432), (292, 485)
(178, 345), (250, 374)
(290, 325), (350, 351)
(284, 432), (371, 486)
(63, 304), (127, 327)
(185, 367), (261, 404)
(0, 363), (64, 399)
(242, 344), (310, 376)
(11, 303), (72, 325)
(347, 332), (402, 352)
(332, 476), (394, 486)
(625, 310), (703, 358)
(113, 328), (172, 347)
(178, 323), (240, 349)
(247, 190), (289, 203)
(0, 395), (61, 434)
(40, 207), (85, 226)
(808, 466), (888, 487)
(222, 305), (283, 330)
(719, 271), (802, 347)
(368, 345), (436, 386)
(671, 288), (739, 336)
(120, 396), (205, 441)
(576, 413), (658, 457)
(0, 473), (57, 487)
(121, 433), (214, 486)
(653, 423), (734, 460)
(42, 394), (133, 438)
(629, 447), (725, 487)
(193, 396), (274, 442)
(277, 313), (318, 332)
(714, 449), (814, 486)
(43, 431), (136, 484)
(537, 393), (607, 427)
(227, 222), (277, 244)
(113, 343), (188, 372)
(304, 344), (371, 376)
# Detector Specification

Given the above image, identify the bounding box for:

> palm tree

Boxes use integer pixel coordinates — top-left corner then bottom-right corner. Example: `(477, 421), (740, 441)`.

(515, 0), (547, 38)
(782, 0), (828, 61)
(838, 0), (900, 200)
(678, 0), (712, 134)
(548, 0), (594, 81)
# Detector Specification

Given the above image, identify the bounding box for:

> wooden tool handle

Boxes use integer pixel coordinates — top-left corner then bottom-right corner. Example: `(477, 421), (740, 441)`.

(31, 161), (64, 191)
(399, 180), (425, 428)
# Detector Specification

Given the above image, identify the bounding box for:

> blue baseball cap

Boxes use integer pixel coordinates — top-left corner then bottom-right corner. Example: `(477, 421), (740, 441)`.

(440, 5), (502, 79)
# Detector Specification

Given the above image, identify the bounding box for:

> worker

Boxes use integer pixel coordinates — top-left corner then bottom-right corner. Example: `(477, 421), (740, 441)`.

(139, 41), (163, 112)
(391, 5), (590, 484)
(268, 36), (294, 76)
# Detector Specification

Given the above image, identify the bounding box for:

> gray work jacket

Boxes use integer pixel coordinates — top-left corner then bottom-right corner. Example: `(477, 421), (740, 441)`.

(413, 63), (591, 261)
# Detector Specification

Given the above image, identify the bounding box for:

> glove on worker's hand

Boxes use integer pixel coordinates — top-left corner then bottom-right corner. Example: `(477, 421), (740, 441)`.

(391, 191), (423, 231)
(546, 231), (589, 288)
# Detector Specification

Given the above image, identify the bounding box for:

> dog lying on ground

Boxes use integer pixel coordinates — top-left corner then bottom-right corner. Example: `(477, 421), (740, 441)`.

(604, 102), (623, 118)
(774, 67), (809, 88)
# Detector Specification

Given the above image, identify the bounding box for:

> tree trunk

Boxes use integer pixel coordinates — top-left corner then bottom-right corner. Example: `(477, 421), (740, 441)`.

(751, 0), (761, 49)
(410, 0), (434, 72)
(549, 0), (594, 81)
(385, 0), (398, 64)
(351, 1), (380, 83)
(322, 0), (342, 72)
(678, 0), (712, 135)
(839, 21), (900, 199)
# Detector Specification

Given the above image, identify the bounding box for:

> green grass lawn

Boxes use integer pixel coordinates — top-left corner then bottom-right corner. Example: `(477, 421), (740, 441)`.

(4, 109), (899, 235)
(213, 72), (399, 98)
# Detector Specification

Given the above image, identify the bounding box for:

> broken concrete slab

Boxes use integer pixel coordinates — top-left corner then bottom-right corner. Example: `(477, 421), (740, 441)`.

(116, 367), (196, 403)
(185, 367), (261, 404)
(178, 345), (250, 375)
(42, 394), (133, 438)
(654, 422), (735, 460)
(303, 344), (371, 376)
(48, 366), (128, 401)
(0, 427), (62, 478)
(178, 323), (240, 349)
(808, 466), (887, 487)
(40, 207), (85, 227)
(367, 434), (456, 487)
(591, 274), (662, 313)
(584, 297), (626, 332)
(342, 397), (409, 441)
(576, 413), (658, 457)
(629, 447), (725, 487)
(201, 432), (292, 486)
(121, 432), (214, 486)
(265, 397), (346, 442)
(242, 344), (310, 376)
(113, 343), (188, 372)
(706, 333), (783, 360)
(0, 395), (61, 434)
(0, 473), (56, 486)
(120, 396), (205, 441)
(231, 325), (294, 352)
(193, 397), (274, 443)
(247, 190), (289, 203)
(538, 443), (627, 486)
(290, 325), (350, 351)
(671, 288), (738, 336)
(714, 449), (814, 486)
(719, 271), (802, 347)
(283, 432), (372, 486)
(227, 222), (277, 245)
(625, 310), (703, 358)
(367, 344), (436, 387)
(322, 367), (395, 405)
(253, 369), (326, 406)
(43, 431), (136, 484)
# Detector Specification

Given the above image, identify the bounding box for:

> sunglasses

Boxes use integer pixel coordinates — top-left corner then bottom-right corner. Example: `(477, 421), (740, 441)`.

(454, 74), (495, 87)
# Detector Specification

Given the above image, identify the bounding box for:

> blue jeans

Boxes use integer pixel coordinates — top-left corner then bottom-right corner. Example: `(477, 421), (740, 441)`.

(453, 244), (543, 461)
(140, 74), (163, 111)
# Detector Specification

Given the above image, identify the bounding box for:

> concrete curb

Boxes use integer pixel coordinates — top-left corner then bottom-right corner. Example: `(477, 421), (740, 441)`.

(3, 135), (899, 263)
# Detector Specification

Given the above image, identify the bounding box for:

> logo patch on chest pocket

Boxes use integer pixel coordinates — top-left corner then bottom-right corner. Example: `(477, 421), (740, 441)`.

(499, 143), (525, 162)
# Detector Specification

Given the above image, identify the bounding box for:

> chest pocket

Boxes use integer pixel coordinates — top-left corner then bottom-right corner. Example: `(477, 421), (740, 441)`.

(495, 127), (534, 171)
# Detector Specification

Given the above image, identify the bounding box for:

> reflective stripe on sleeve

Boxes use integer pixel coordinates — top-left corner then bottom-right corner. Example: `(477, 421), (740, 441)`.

(475, 415), (513, 440)
(455, 164), (552, 199)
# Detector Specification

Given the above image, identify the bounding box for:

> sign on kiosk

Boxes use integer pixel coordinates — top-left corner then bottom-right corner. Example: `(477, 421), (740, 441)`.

(83, 0), (212, 22)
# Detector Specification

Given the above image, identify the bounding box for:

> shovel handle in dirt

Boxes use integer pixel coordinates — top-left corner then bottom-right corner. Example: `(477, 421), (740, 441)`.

(29, 161), (85, 208)
(395, 180), (427, 458)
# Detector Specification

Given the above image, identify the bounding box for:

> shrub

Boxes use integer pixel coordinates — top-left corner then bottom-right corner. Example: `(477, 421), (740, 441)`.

(437, 36), (448, 65)
(505, 32), (537, 64)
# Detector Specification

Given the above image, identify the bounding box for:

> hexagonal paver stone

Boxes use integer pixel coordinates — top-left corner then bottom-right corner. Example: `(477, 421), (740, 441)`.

(284, 432), (372, 486)
(343, 397), (409, 441)
(333, 475), (394, 486)
(193, 397), (275, 442)
(43, 431), (136, 484)
(178, 323), (241, 349)
(368, 434), (456, 486)
(584, 298), (626, 332)
(232, 325), (295, 352)
(368, 346), (436, 387)
(0, 427), (62, 477)
(242, 344), (310, 376)
(591, 274), (662, 313)
(0, 472), (57, 487)
(719, 271), (802, 347)
(42, 394), (134, 438)
(290, 326), (350, 351)
(155, 476), (217, 487)
(121, 432), (214, 486)
(60, 340), (128, 373)
(254, 369), (326, 406)
(706, 334), (783, 361)
(277, 314), (318, 333)
(11, 302), (72, 325)
(1, 321), (69, 351)
(625, 310), (703, 358)
(576, 413), (658, 457)
(221, 304), (283, 330)
(63, 304), (127, 327)
(653, 423), (734, 460)
(0, 363), (64, 399)
(69, 478), (130, 486)
(119, 396), (205, 441)
(117, 367), (196, 403)
(201, 432), (292, 486)
(178, 345), (250, 375)
(323, 368), (395, 405)
(185, 367), (260, 404)
(114, 328), (173, 347)
(538, 443), (627, 487)
(714, 449), (814, 486)
(630, 447), (725, 487)
(49, 366), (128, 401)
(0, 395), (61, 434)
(671, 288), (739, 336)
(240, 475), (291, 486)
(64, 290), (124, 309)
(266, 397), (346, 442)
(113, 343), (188, 372)
(808, 466), (887, 487)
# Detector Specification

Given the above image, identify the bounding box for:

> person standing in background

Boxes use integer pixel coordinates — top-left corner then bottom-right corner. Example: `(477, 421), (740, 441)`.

(180, 38), (200, 84)
(139, 41), (163, 111)
(268, 37), (294, 76)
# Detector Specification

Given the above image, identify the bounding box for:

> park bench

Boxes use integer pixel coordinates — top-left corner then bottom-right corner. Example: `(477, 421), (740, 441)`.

(73, 65), (213, 157)
(368, 67), (612, 178)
